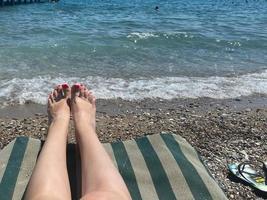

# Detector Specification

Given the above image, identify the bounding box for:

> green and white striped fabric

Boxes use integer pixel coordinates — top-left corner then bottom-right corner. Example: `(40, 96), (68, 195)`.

(0, 134), (227, 200)
(0, 137), (40, 200)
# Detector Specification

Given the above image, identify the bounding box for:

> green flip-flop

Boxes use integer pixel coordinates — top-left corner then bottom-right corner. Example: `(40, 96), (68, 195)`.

(228, 161), (267, 193)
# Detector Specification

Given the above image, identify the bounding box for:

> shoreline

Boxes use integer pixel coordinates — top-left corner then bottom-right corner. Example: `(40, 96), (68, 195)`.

(0, 94), (267, 119)
(0, 95), (266, 199)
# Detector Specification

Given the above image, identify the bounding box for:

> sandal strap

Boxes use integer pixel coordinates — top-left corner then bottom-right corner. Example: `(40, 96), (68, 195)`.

(238, 161), (267, 185)
(237, 162), (252, 182)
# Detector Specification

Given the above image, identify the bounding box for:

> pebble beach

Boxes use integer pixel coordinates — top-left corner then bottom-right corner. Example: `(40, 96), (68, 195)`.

(1, 0), (267, 199)
(0, 95), (266, 200)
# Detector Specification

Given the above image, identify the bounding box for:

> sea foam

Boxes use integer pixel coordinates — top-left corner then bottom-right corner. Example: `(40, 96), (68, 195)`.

(0, 70), (266, 106)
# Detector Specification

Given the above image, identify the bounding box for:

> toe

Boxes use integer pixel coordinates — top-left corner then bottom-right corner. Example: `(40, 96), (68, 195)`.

(49, 93), (54, 104)
(87, 91), (95, 104)
(71, 83), (81, 98)
(53, 89), (58, 100)
(84, 89), (89, 98)
(56, 85), (64, 99)
(80, 84), (86, 98)
(91, 96), (96, 107)
(48, 98), (53, 106)
(62, 83), (71, 98)
(84, 86), (93, 102)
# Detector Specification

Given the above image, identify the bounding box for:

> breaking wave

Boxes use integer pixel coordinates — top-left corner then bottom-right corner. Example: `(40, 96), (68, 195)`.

(0, 70), (266, 107)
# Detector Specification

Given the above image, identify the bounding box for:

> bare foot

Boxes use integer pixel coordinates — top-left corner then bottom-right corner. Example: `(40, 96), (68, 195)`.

(71, 84), (96, 132)
(48, 84), (71, 124)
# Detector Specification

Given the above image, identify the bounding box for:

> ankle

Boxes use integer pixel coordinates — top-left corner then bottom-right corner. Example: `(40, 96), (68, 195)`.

(73, 113), (95, 128)
(75, 122), (95, 134)
(50, 115), (70, 124)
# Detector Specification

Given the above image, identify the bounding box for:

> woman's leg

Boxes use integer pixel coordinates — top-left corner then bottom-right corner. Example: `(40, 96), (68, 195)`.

(71, 84), (131, 200)
(25, 84), (72, 200)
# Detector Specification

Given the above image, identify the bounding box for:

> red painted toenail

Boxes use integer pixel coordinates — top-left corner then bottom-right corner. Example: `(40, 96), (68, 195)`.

(62, 83), (69, 89)
(74, 84), (80, 89)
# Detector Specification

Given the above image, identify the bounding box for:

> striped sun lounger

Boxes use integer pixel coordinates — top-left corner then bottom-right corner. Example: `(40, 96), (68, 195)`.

(0, 133), (227, 200)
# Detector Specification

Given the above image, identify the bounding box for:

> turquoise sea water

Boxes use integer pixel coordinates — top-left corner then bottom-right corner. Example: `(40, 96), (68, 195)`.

(0, 0), (267, 105)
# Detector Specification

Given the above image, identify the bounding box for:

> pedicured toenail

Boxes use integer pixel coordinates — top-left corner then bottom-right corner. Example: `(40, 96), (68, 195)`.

(62, 84), (69, 97)
(74, 84), (81, 89)
(62, 83), (69, 89)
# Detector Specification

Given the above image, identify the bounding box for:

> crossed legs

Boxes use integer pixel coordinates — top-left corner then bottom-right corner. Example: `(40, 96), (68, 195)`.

(25, 84), (131, 200)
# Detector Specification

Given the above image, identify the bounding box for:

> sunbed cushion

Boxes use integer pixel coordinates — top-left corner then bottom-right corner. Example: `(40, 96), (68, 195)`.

(0, 134), (227, 200)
